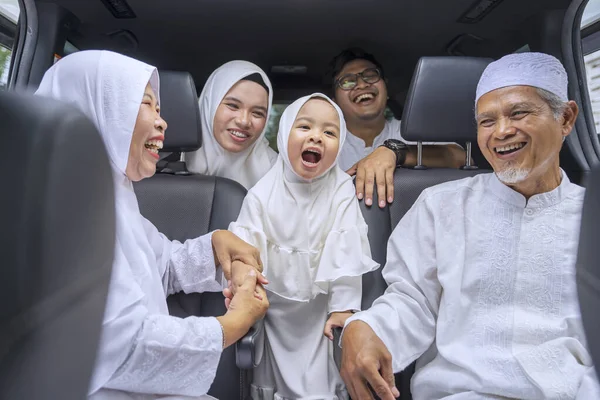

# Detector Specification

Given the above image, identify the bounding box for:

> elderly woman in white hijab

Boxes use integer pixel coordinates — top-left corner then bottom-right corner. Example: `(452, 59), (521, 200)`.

(228, 93), (379, 400)
(185, 61), (277, 189)
(35, 50), (269, 399)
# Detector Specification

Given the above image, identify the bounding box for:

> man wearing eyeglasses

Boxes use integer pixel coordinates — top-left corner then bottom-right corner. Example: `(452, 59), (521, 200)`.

(330, 48), (466, 208)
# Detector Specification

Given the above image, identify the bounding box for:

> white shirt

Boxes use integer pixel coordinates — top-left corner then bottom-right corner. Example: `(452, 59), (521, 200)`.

(344, 171), (600, 399)
(89, 177), (225, 400)
(338, 118), (454, 171)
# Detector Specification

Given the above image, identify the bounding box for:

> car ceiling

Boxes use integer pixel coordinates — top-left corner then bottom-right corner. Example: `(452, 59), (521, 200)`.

(38, 0), (572, 102)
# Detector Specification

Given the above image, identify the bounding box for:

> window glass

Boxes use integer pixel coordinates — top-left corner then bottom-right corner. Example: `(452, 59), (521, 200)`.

(0, 0), (19, 90)
(53, 41), (79, 64)
(264, 104), (288, 152)
(584, 51), (600, 133)
(583, 0), (600, 29)
(582, 0), (600, 133)
(0, 0), (19, 24)
(0, 45), (11, 89)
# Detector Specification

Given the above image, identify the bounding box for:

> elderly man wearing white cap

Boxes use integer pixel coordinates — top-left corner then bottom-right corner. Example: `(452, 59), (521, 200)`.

(339, 52), (600, 400)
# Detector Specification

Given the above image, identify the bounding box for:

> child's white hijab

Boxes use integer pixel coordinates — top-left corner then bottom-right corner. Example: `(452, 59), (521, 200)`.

(35, 50), (169, 393)
(229, 93), (379, 302)
(185, 60), (276, 189)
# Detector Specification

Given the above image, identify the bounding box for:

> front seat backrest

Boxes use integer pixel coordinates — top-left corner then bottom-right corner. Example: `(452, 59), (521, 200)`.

(361, 56), (492, 310)
(0, 91), (115, 399)
(159, 69), (202, 153)
(359, 56), (493, 399)
(391, 56), (493, 227)
(133, 70), (248, 400)
(577, 163), (600, 378)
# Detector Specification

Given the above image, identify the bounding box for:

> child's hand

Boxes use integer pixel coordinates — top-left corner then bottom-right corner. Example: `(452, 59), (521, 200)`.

(224, 280), (265, 309)
(223, 261), (267, 309)
(229, 259), (268, 290)
(324, 311), (354, 340)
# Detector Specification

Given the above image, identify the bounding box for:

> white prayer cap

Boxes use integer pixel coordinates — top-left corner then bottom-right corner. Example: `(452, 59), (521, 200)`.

(475, 52), (568, 104)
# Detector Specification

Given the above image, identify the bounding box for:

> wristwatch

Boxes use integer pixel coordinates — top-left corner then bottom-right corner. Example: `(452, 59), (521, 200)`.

(381, 139), (408, 167)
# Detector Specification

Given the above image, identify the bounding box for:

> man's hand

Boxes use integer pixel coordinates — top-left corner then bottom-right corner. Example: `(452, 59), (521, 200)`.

(340, 321), (400, 400)
(211, 230), (267, 285)
(346, 147), (396, 209)
(324, 311), (353, 340)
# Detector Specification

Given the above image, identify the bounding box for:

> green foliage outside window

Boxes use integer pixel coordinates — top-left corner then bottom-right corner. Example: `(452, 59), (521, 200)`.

(264, 104), (287, 152)
(0, 46), (12, 90)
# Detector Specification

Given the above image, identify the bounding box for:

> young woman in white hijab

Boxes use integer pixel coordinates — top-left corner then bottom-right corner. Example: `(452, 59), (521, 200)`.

(228, 93), (379, 400)
(35, 50), (269, 399)
(185, 60), (277, 189)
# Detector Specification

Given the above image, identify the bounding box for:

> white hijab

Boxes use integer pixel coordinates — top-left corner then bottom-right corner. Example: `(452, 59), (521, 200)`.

(229, 94), (379, 302)
(185, 60), (276, 189)
(35, 50), (169, 393)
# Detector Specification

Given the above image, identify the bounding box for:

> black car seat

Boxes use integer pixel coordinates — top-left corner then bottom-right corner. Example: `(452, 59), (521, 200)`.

(0, 91), (115, 399)
(357, 56), (493, 400)
(576, 162), (600, 379)
(133, 70), (250, 400)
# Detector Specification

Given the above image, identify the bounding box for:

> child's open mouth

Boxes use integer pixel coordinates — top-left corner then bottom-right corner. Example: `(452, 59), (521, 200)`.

(301, 148), (322, 167)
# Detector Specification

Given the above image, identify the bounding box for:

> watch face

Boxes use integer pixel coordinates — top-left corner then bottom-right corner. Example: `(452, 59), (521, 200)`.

(384, 140), (407, 166)
(385, 140), (405, 151)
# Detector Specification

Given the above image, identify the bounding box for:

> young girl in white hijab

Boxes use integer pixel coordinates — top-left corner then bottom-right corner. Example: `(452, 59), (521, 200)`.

(228, 93), (379, 400)
(185, 60), (277, 189)
(35, 50), (269, 399)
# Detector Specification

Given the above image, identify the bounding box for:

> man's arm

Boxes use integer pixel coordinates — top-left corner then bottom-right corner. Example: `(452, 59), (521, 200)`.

(340, 194), (441, 397)
(405, 143), (466, 169)
(349, 144), (466, 208)
(347, 147), (396, 208)
(344, 194), (441, 370)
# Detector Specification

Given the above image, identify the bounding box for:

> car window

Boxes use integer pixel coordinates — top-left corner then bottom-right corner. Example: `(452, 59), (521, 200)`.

(53, 41), (79, 64)
(264, 104), (288, 152)
(582, 0), (600, 133)
(0, 0), (20, 90)
(584, 51), (600, 133)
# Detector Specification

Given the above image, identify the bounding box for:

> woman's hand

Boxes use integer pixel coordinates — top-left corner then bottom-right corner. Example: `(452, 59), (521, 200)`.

(324, 311), (354, 340)
(211, 230), (268, 285)
(216, 263), (269, 348)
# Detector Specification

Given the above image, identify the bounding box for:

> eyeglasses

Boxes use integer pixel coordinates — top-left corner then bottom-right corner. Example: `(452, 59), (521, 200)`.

(335, 68), (382, 91)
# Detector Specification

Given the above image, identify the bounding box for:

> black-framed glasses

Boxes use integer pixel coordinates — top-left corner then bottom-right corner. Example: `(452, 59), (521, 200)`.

(336, 68), (382, 91)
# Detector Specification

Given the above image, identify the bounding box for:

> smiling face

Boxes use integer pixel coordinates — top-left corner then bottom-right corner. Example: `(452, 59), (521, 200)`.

(212, 79), (269, 153)
(287, 98), (341, 180)
(476, 85), (578, 191)
(125, 83), (167, 182)
(333, 59), (388, 125)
